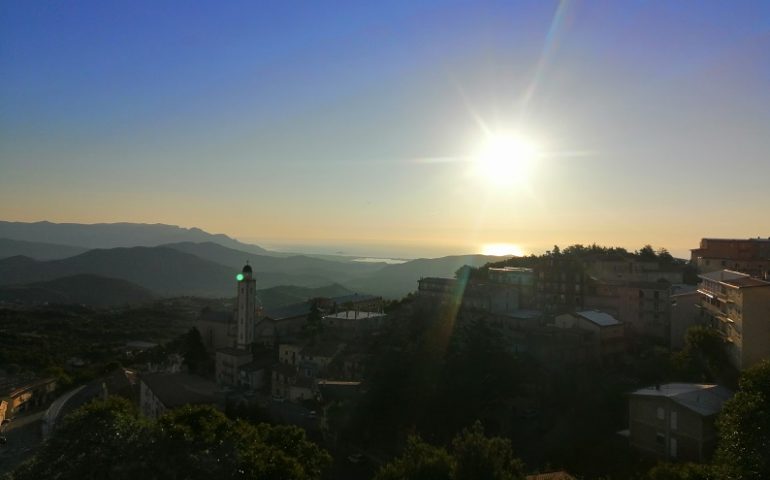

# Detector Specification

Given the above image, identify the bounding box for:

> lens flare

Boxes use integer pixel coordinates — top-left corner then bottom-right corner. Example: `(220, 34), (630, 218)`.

(481, 243), (525, 256)
(473, 133), (539, 186)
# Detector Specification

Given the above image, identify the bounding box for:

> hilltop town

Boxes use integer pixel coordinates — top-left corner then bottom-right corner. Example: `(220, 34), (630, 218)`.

(2, 235), (769, 479)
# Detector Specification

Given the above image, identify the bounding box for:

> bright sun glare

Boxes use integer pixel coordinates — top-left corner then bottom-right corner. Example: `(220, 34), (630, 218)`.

(474, 133), (539, 186)
(482, 243), (525, 257)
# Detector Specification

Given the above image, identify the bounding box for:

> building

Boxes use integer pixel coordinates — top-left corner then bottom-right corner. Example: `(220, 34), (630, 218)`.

(322, 310), (387, 336)
(670, 287), (701, 349)
(215, 347), (255, 386)
(318, 293), (383, 313)
(535, 257), (587, 313)
(628, 383), (732, 462)
(271, 363), (316, 402)
(488, 267), (536, 306)
(256, 302), (312, 345)
(554, 310), (625, 359)
(0, 376), (57, 416)
(297, 341), (345, 377)
(696, 269), (770, 369)
(417, 277), (463, 306)
(587, 257), (683, 284)
(139, 372), (223, 419)
(194, 309), (235, 352)
(691, 238), (770, 279)
(235, 263), (258, 349)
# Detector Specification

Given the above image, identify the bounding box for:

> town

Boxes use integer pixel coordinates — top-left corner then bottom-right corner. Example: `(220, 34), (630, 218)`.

(2, 236), (769, 479)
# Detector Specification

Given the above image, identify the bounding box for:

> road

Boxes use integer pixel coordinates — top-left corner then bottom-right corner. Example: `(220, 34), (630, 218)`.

(0, 410), (44, 475)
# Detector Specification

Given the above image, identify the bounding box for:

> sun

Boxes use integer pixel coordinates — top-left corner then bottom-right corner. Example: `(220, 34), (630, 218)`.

(482, 243), (525, 257)
(473, 133), (539, 186)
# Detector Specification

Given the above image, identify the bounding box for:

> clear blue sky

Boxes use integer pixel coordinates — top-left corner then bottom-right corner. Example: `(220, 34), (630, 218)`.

(2, 1), (769, 257)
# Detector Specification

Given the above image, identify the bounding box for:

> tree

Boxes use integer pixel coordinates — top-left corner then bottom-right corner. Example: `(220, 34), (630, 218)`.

(303, 300), (324, 339)
(645, 462), (724, 480)
(715, 360), (770, 480)
(12, 396), (150, 480)
(672, 326), (732, 383)
(374, 436), (454, 480)
(11, 398), (331, 480)
(638, 245), (657, 261)
(451, 422), (525, 480)
(373, 422), (525, 480)
(182, 327), (212, 375)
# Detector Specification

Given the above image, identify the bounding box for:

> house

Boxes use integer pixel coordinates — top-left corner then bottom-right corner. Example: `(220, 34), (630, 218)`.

(554, 310), (625, 359)
(417, 277), (462, 307)
(691, 238), (770, 279)
(215, 347), (254, 386)
(628, 383), (732, 462)
(194, 309), (235, 352)
(697, 269), (770, 369)
(298, 341), (345, 377)
(256, 302), (312, 345)
(534, 257), (587, 313)
(271, 363), (316, 402)
(139, 372), (223, 419)
(0, 375), (57, 416)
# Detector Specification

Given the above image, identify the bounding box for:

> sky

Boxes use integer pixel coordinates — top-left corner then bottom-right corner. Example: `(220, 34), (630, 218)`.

(1, 1), (769, 259)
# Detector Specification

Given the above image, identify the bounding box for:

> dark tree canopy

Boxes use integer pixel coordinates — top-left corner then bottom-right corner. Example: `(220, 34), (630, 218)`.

(10, 397), (331, 480)
(715, 360), (770, 480)
(373, 422), (525, 480)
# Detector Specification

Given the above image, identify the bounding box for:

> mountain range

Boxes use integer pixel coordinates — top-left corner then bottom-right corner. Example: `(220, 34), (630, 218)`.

(0, 221), (506, 302)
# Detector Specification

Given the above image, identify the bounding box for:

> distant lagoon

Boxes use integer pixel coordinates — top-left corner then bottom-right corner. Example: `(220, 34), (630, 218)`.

(352, 257), (408, 265)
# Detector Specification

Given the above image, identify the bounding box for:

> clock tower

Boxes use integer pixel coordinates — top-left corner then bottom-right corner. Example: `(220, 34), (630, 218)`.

(235, 263), (257, 349)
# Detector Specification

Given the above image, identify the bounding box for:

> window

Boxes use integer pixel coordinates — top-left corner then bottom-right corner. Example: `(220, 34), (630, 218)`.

(670, 410), (677, 430)
(657, 407), (665, 420)
(670, 437), (677, 458)
(656, 433), (665, 446)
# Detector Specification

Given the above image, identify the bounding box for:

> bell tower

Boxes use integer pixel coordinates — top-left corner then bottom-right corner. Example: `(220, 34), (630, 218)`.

(235, 262), (257, 349)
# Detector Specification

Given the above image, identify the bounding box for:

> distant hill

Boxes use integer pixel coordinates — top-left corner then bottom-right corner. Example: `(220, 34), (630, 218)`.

(256, 283), (353, 309)
(345, 254), (507, 299)
(0, 221), (274, 255)
(0, 246), (370, 297)
(163, 241), (385, 282)
(0, 237), (88, 260)
(0, 274), (155, 307)
(0, 248), (239, 297)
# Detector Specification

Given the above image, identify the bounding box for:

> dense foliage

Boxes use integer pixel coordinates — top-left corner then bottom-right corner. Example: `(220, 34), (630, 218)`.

(0, 303), (195, 383)
(8, 397), (331, 480)
(714, 360), (770, 480)
(374, 422), (525, 480)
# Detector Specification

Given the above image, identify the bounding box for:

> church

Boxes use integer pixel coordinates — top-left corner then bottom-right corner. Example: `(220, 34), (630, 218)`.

(213, 263), (271, 390)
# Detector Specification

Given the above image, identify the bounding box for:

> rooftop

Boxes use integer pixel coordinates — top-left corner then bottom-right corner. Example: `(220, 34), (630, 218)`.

(723, 276), (770, 288)
(216, 346), (253, 357)
(526, 472), (576, 480)
(140, 372), (221, 409)
(631, 383), (732, 416)
(489, 267), (534, 273)
(324, 310), (387, 320)
(576, 310), (621, 327)
(699, 269), (749, 283)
